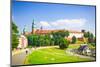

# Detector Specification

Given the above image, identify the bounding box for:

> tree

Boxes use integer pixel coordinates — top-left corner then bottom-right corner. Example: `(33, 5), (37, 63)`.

(44, 34), (51, 46)
(52, 30), (69, 49)
(88, 33), (94, 43)
(27, 35), (34, 46)
(72, 36), (76, 44)
(12, 22), (19, 49)
(84, 31), (90, 38)
(81, 29), (85, 33)
(27, 34), (40, 47)
(27, 34), (52, 47)
(59, 38), (69, 49)
(12, 22), (19, 33)
(27, 30), (70, 48)
(84, 31), (94, 43)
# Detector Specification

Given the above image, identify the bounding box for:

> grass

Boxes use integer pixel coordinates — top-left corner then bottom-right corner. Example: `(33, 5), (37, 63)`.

(76, 40), (84, 44)
(68, 44), (80, 49)
(25, 47), (93, 65)
(68, 43), (95, 49)
(88, 44), (96, 49)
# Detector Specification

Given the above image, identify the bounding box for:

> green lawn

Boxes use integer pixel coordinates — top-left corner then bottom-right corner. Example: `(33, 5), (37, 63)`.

(24, 47), (93, 64)
(68, 44), (80, 49)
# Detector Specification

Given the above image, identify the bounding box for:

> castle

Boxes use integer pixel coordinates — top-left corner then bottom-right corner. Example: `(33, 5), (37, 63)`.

(24, 20), (84, 39)
(18, 20), (84, 48)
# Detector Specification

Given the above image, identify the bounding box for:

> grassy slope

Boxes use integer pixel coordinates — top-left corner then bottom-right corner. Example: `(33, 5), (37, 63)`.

(25, 47), (93, 64)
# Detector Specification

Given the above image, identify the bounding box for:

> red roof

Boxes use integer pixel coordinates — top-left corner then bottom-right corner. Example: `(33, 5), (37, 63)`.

(34, 29), (83, 34)
(24, 29), (83, 35)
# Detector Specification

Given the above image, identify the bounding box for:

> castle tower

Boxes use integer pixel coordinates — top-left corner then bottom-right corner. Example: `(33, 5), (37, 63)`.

(40, 26), (43, 30)
(23, 26), (26, 35)
(32, 19), (35, 34)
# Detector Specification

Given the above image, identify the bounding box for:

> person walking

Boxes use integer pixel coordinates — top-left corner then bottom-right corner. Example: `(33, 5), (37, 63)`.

(25, 48), (28, 54)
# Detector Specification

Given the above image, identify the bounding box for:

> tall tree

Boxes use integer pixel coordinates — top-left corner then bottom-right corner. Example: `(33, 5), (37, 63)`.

(12, 22), (19, 49)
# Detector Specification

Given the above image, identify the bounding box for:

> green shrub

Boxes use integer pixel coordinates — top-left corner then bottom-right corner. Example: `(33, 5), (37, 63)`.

(72, 36), (76, 44)
(27, 46), (32, 48)
(59, 38), (69, 49)
(91, 43), (96, 47)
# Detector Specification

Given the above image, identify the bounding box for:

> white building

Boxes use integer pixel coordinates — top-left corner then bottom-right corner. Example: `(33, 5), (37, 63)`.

(17, 35), (28, 48)
(68, 31), (84, 38)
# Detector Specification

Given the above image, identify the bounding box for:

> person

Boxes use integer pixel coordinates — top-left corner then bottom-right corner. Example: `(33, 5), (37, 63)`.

(25, 49), (28, 54)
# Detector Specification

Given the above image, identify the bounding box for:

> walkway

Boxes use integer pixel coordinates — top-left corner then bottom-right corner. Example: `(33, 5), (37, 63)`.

(12, 49), (32, 66)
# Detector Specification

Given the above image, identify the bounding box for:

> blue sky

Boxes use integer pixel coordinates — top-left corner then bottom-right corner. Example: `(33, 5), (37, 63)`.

(12, 1), (96, 35)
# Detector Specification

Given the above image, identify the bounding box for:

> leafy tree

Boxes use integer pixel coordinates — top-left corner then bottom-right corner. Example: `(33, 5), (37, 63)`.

(27, 30), (70, 48)
(44, 34), (51, 46)
(52, 30), (69, 45)
(52, 30), (69, 38)
(59, 38), (69, 49)
(27, 34), (52, 47)
(27, 34), (40, 47)
(39, 35), (45, 46)
(88, 33), (94, 43)
(27, 35), (33, 46)
(72, 36), (76, 44)
(12, 22), (19, 33)
(12, 22), (19, 49)
(81, 29), (85, 33)
(52, 30), (69, 49)
(84, 31), (90, 38)
(33, 35), (39, 47)
(84, 31), (94, 43)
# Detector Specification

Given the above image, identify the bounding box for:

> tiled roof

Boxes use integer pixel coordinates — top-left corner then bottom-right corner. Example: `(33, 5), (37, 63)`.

(69, 30), (82, 34)
(25, 29), (83, 35)
(34, 29), (83, 34)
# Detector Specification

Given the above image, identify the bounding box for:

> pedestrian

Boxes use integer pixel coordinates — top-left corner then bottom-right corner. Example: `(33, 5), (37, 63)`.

(25, 49), (28, 54)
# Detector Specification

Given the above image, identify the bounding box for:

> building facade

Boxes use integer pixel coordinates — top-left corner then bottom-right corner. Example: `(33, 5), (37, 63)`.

(17, 35), (28, 48)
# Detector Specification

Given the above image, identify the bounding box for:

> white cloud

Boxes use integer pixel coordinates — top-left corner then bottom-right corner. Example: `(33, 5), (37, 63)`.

(40, 21), (51, 27)
(39, 18), (86, 29)
(51, 19), (86, 27)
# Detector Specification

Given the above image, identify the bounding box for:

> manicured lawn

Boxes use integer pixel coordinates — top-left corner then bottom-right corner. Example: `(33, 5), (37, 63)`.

(25, 47), (93, 64)
(68, 44), (80, 49)
(68, 44), (95, 49)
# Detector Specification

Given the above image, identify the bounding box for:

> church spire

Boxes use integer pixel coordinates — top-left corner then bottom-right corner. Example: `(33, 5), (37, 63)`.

(23, 25), (26, 35)
(32, 19), (35, 34)
(40, 26), (43, 30)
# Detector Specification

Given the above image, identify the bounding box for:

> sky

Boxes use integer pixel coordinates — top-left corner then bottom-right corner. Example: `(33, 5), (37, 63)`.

(12, 1), (96, 35)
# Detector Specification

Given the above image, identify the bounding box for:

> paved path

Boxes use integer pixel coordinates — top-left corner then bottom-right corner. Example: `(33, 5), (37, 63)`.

(12, 46), (58, 65)
(12, 49), (32, 66)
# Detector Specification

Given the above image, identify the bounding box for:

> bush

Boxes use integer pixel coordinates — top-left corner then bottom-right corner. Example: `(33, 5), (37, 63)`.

(59, 38), (69, 49)
(91, 43), (96, 47)
(72, 36), (76, 44)
(27, 46), (32, 48)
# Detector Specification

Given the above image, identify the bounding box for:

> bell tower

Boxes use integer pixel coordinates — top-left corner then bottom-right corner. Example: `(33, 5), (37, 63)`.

(32, 19), (35, 34)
